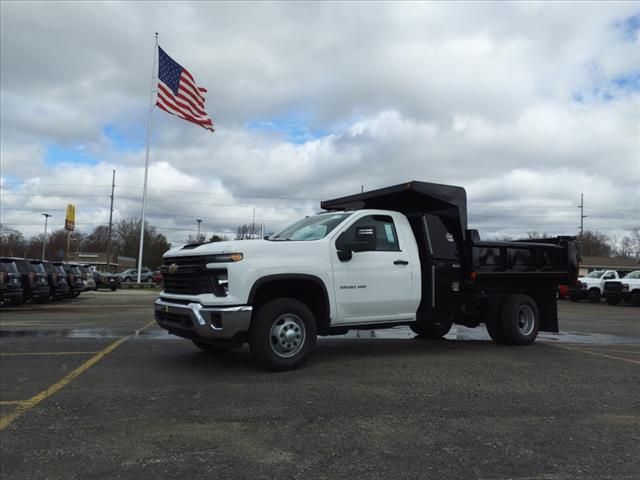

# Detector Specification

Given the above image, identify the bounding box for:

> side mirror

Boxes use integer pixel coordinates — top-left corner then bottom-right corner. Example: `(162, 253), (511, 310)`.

(336, 225), (377, 261)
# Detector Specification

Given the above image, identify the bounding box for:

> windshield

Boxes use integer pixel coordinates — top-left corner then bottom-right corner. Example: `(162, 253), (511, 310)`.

(1, 261), (18, 273)
(269, 213), (351, 241)
(30, 262), (46, 273)
(624, 271), (640, 279)
(585, 271), (604, 278)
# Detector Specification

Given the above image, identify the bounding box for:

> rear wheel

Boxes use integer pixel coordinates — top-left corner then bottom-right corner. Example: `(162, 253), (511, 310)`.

(410, 316), (452, 339)
(500, 294), (540, 345)
(587, 289), (601, 303)
(249, 298), (317, 371)
(485, 296), (507, 344)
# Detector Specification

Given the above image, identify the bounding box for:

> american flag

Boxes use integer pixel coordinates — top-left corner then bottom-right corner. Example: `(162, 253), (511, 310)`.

(156, 47), (214, 132)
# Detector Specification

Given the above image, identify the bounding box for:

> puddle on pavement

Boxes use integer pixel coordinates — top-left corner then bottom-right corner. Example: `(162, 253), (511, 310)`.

(1, 325), (638, 346)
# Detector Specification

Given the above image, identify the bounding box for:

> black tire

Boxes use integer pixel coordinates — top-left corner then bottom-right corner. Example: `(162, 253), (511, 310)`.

(146, 277), (153, 283)
(249, 298), (317, 371)
(587, 289), (601, 303)
(606, 297), (620, 306)
(124, 277), (132, 283)
(500, 294), (540, 345)
(410, 315), (453, 339)
(630, 292), (640, 307)
(110, 286), (117, 292)
(569, 295), (580, 302)
(192, 340), (230, 353)
(485, 296), (507, 344)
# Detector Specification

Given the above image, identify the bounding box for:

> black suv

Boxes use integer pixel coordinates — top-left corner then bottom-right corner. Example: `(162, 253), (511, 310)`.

(13, 258), (50, 303)
(0, 258), (24, 305)
(43, 261), (70, 300)
(62, 263), (84, 298)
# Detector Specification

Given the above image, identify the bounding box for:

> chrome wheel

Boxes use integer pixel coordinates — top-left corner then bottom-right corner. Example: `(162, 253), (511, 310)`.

(516, 305), (535, 336)
(270, 313), (306, 358)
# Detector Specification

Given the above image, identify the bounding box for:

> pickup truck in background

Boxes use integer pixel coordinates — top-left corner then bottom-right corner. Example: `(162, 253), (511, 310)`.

(603, 270), (640, 306)
(155, 181), (578, 371)
(569, 270), (620, 303)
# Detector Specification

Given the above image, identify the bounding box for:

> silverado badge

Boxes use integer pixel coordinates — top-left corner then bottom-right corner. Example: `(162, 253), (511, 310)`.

(168, 263), (178, 274)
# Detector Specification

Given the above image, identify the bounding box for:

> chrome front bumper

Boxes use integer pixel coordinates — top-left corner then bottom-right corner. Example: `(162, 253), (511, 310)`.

(154, 298), (252, 340)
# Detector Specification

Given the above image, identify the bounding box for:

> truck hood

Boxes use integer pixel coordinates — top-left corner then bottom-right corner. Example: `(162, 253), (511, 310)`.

(163, 239), (325, 259)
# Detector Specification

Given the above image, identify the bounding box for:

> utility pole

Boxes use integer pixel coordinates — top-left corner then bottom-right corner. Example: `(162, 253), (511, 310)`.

(106, 169), (115, 270)
(251, 208), (256, 239)
(41, 213), (52, 260)
(578, 193), (587, 257)
(196, 219), (202, 241)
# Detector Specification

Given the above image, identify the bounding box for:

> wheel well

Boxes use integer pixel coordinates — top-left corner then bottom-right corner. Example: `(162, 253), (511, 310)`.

(250, 277), (331, 334)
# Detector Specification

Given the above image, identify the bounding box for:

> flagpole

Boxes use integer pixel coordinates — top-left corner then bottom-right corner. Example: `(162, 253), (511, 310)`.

(136, 32), (159, 283)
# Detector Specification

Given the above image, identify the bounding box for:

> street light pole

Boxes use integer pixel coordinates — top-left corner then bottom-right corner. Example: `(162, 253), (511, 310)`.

(41, 213), (52, 260)
(196, 219), (202, 241)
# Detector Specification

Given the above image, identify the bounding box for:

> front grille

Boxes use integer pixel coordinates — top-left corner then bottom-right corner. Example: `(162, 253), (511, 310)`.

(162, 256), (227, 296)
(604, 281), (622, 293)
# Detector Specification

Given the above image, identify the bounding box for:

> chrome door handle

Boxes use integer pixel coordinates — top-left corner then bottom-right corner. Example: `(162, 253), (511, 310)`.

(394, 260), (409, 265)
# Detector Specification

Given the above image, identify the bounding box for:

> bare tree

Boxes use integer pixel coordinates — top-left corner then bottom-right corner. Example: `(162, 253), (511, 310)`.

(235, 224), (260, 240)
(0, 224), (27, 256)
(577, 230), (612, 257)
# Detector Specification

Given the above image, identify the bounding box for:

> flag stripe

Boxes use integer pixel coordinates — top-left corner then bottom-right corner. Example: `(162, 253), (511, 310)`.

(157, 87), (209, 122)
(157, 102), (214, 131)
(158, 82), (207, 118)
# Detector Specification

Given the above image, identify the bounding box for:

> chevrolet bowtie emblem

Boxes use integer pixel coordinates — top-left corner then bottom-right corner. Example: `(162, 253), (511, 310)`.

(168, 263), (178, 274)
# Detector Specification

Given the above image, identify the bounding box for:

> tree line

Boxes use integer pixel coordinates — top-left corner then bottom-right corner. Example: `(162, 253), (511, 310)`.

(0, 219), (171, 269)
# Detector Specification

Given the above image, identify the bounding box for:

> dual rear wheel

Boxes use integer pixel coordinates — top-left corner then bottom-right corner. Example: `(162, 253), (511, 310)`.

(486, 294), (540, 345)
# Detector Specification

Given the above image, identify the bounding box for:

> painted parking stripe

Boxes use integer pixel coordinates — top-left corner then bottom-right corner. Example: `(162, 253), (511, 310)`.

(548, 344), (640, 366)
(0, 352), (100, 357)
(0, 319), (156, 431)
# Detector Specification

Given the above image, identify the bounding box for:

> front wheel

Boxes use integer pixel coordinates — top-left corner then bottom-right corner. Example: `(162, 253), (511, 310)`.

(630, 292), (640, 307)
(587, 289), (601, 303)
(410, 316), (452, 339)
(123, 277), (132, 283)
(500, 294), (540, 345)
(249, 298), (317, 371)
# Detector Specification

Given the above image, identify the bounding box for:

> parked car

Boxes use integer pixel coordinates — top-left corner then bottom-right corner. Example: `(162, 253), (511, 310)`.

(62, 263), (84, 298)
(152, 270), (163, 284)
(12, 258), (50, 303)
(94, 271), (120, 291)
(42, 261), (70, 300)
(79, 266), (96, 291)
(0, 258), (24, 306)
(120, 268), (154, 283)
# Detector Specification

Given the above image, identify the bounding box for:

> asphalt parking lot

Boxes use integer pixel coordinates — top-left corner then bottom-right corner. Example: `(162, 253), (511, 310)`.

(1, 292), (638, 480)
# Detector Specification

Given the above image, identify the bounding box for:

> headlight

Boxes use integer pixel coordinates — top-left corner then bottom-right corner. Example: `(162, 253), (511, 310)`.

(209, 253), (243, 263)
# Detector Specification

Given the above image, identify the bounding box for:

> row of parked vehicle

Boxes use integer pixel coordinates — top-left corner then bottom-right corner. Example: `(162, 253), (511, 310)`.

(568, 269), (640, 306)
(0, 257), (122, 306)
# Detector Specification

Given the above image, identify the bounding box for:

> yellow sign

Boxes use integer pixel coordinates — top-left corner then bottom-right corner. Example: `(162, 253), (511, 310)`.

(65, 204), (76, 231)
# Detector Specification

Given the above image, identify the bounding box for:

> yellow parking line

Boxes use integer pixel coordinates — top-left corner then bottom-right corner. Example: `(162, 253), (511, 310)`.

(548, 344), (640, 366)
(0, 335), (130, 431)
(0, 401), (24, 406)
(0, 319), (157, 431)
(1, 352), (99, 357)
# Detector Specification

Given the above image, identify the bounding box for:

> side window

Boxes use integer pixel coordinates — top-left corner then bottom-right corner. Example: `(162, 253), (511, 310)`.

(604, 272), (615, 280)
(338, 215), (400, 252)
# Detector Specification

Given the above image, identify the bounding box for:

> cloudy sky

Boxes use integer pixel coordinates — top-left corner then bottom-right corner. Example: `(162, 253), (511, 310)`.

(1, 1), (638, 246)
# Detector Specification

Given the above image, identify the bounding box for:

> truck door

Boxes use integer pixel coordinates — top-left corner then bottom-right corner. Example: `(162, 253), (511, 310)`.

(331, 214), (416, 324)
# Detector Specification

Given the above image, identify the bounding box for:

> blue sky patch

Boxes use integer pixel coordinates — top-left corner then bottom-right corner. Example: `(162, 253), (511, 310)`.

(103, 125), (146, 151)
(616, 13), (640, 41)
(246, 113), (329, 144)
(44, 144), (98, 166)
